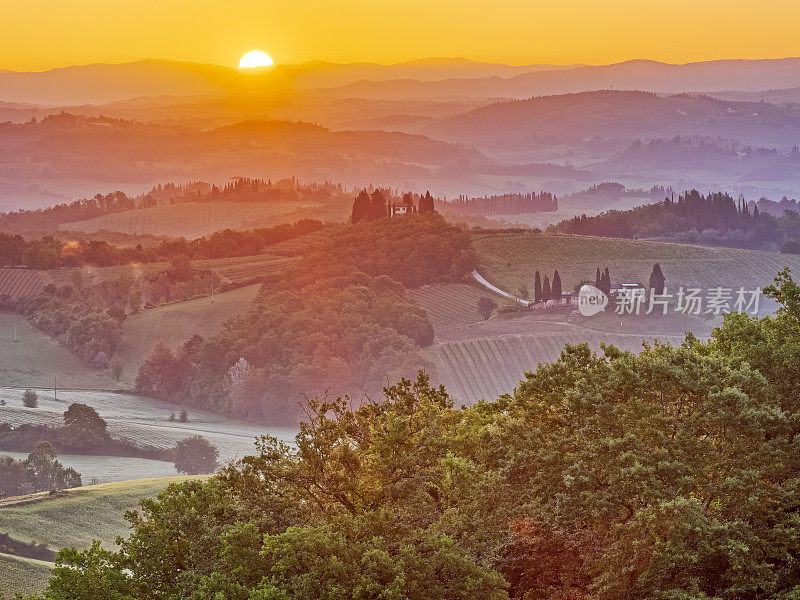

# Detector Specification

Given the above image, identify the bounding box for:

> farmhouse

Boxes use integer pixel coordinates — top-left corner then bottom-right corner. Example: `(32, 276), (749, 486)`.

(388, 198), (416, 217)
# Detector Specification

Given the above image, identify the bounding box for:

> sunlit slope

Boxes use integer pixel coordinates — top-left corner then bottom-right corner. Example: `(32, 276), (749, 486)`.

(473, 233), (800, 295)
(0, 477), (204, 552)
(0, 554), (51, 598)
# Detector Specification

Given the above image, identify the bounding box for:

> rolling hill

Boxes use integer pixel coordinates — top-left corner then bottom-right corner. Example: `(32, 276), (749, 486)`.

(115, 283), (260, 386)
(61, 200), (318, 238)
(472, 232), (800, 298)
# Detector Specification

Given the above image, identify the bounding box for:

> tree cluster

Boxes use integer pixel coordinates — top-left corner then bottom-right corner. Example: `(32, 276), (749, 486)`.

(0, 403), (169, 460)
(0, 441), (81, 498)
(445, 191), (558, 215)
(0, 220), (323, 269)
(551, 189), (800, 250)
(136, 214), (473, 423)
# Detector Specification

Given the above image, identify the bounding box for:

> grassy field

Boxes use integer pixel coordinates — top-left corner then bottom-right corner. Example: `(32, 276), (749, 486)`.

(0, 451), (178, 484)
(0, 477), (206, 597)
(0, 477), (202, 551)
(0, 387), (297, 468)
(59, 200), (317, 238)
(115, 283), (260, 386)
(473, 232), (800, 304)
(427, 329), (685, 404)
(0, 312), (117, 389)
(0, 553), (52, 598)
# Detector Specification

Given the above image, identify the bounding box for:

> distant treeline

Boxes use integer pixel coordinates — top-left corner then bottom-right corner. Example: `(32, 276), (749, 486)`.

(0, 177), (349, 232)
(442, 192), (558, 216)
(551, 189), (800, 249)
(0, 219), (323, 269)
(135, 213), (476, 423)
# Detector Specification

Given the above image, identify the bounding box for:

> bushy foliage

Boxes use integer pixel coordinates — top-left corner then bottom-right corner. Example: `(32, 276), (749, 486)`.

(172, 435), (219, 475)
(35, 269), (800, 600)
(136, 214), (472, 423)
(0, 442), (81, 498)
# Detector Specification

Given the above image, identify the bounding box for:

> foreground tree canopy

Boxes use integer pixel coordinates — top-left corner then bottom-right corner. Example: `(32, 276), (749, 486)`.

(28, 269), (800, 600)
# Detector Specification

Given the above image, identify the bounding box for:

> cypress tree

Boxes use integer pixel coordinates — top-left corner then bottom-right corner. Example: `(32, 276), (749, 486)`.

(601, 267), (611, 295)
(595, 267), (601, 289)
(543, 275), (552, 302)
(649, 263), (666, 295)
(552, 270), (562, 303)
(351, 189), (370, 223)
(534, 271), (542, 303)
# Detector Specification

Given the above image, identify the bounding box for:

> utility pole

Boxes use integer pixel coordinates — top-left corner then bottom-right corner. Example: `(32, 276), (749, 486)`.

(211, 284), (215, 303)
(13, 325), (17, 342)
(54, 374), (57, 401)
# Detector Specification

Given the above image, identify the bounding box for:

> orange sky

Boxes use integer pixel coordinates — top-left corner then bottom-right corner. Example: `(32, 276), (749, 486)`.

(2, 0), (799, 71)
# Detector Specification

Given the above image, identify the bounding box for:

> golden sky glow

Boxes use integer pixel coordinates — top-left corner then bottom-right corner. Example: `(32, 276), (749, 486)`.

(2, 0), (799, 71)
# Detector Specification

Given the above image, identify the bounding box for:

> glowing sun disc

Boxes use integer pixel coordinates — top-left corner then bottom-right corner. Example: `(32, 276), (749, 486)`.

(238, 50), (274, 69)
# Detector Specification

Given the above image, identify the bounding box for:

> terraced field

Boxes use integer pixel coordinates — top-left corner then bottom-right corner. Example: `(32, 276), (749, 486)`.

(427, 329), (685, 404)
(473, 232), (800, 304)
(59, 200), (317, 238)
(0, 267), (45, 300)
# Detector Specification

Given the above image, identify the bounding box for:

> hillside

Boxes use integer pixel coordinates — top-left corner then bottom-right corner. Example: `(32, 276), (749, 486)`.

(60, 200), (318, 238)
(0, 268), (45, 300)
(0, 387), (293, 463)
(0, 477), (205, 597)
(0, 312), (117, 388)
(0, 553), (51, 598)
(115, 283), (260, 386)
(0, 477), (203, 551)
(472, 232), (800, 300)
(423, 91), (800, 147)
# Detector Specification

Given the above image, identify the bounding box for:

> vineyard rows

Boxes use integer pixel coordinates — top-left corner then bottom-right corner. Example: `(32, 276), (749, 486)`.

(427, 331), (684, 404)
(0, 268), (45, 300)
(408, 283), (503, 331)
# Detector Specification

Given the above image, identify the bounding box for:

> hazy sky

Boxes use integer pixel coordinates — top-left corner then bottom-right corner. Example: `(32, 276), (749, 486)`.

(2, 0), (799, 70)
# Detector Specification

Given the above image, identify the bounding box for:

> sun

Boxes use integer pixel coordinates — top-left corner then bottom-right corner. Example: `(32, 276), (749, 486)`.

(238, 50), (274, 69)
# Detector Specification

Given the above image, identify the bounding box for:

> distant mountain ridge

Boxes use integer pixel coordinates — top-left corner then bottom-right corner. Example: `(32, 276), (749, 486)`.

(4, 57), (800, 106)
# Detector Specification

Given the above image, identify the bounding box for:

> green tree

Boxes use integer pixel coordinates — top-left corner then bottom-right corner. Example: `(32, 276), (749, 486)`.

(478, 296), (498, 320)
(22, 388), (38, 408)
(551, 270), (562, 303)
(173, 435), (218, 475)
(534, 271), (542, 303)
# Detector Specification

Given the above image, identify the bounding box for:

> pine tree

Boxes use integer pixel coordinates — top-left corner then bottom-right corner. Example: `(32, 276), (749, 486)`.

(543, 275), (552, 302)
(595, 267), (601, 289)
(534, 271), (542, 303)
(552, 270), (562, 304)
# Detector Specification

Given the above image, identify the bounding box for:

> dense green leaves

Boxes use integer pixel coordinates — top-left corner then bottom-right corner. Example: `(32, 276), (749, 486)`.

(30, 270), (800, 600)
